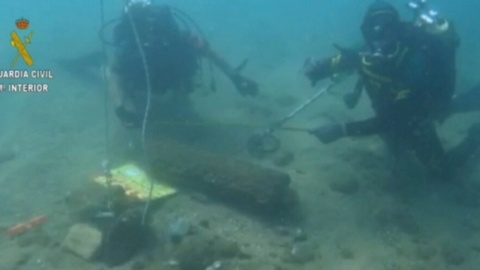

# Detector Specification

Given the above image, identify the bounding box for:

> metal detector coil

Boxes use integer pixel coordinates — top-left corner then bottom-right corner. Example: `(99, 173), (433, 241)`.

(246, 82), (336, 158)
(247, 131), (280, 158)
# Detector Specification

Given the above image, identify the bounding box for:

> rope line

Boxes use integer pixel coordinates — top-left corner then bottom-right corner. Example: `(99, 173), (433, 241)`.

(125, 2), (154, 225)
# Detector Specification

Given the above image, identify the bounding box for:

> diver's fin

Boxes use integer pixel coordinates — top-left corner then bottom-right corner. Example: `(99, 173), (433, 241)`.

(56, 51), (105, 85)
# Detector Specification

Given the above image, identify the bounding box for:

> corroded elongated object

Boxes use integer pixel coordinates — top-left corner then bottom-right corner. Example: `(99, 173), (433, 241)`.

(146, 139), (295, 213)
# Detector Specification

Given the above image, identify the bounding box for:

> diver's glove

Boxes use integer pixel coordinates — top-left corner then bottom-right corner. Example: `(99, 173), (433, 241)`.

(231, 74), (259, 97)
(303, 57), (331, 87)
(309, 123), (346, 143)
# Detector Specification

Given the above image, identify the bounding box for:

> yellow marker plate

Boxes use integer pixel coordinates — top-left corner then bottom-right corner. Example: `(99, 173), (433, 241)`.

(93, 163), (176, 201)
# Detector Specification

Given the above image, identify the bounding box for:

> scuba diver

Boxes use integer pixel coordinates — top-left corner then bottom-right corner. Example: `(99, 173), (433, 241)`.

(107, 0), (259, 128)
(303, 0), (480, 181)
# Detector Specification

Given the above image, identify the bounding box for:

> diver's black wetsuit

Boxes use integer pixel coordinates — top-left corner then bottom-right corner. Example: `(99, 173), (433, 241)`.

(111, 4), (203, 124)
(114, 5), (199, 96)
(110, 3), (259, 127)
(307, 19), (480, 179)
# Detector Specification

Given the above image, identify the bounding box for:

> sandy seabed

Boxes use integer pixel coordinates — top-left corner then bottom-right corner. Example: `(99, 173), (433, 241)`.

(0, 51), (479, 270)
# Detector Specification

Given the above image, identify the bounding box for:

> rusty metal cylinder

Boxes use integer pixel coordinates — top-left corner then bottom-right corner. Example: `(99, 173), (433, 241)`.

(146, 139), (296, 214)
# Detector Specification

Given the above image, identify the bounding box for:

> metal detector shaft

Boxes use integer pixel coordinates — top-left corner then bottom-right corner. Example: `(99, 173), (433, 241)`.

(248, 82), (336, 158)
(267, 82), (336, 133)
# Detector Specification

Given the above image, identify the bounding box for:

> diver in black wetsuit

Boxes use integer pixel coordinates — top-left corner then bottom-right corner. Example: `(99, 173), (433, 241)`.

(303, 1), (480, 180)
(108, 0), (258, 128)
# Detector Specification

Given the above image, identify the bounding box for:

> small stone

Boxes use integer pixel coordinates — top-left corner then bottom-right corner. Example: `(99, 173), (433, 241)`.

(63, 223), (102, 260)
(212, 260), (222, 268)
(167, 218), (191, 244)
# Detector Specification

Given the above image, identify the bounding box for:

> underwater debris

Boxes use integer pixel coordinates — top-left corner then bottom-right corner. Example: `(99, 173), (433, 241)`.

(6, 215), (47, 237)
(167, 217), (191, 244)
(63, 223), (103, 261)
(147, 138), (297, 215)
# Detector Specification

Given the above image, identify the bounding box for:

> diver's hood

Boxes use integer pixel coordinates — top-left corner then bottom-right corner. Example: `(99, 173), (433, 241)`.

(122, 4), (181, 45)
(361, 1), (401, 57)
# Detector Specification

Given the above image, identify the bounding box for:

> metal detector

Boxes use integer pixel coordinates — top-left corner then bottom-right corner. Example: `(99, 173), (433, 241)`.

(247, 82), (337, 158)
